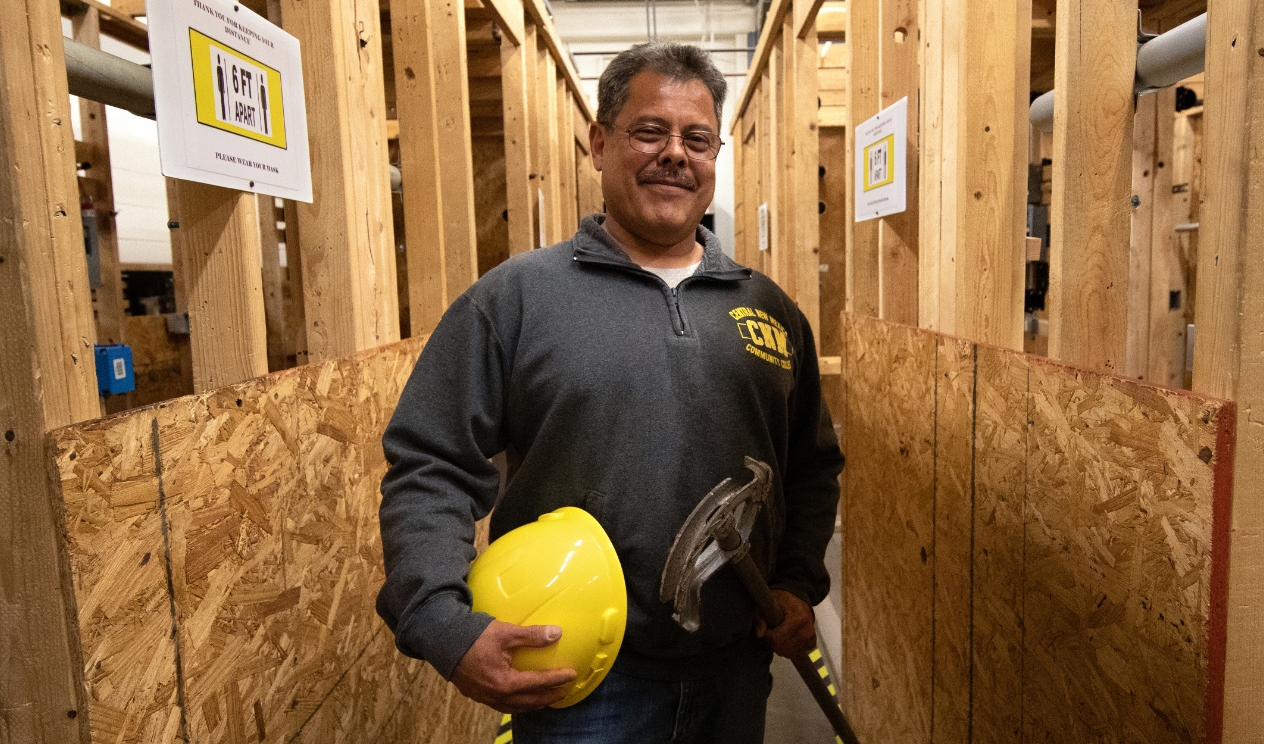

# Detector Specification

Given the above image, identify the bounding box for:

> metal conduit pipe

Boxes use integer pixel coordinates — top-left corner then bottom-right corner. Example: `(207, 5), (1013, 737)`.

(64, 38), (156, 120)
(1029, 12), (1206, 133)
(62, 40), (403, 193)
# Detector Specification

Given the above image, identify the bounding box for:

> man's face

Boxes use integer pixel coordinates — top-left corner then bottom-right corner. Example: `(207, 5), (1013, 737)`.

(591, 72), (719, 247)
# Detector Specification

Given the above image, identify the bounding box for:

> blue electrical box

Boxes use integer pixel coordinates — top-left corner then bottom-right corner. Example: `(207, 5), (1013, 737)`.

(94, 344), (135, 396)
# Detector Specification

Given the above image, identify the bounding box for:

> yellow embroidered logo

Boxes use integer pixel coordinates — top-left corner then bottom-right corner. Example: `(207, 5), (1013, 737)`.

(729, 306), (793, 370)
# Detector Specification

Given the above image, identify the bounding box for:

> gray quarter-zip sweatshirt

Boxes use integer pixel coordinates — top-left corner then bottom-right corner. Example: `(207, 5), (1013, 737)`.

(377, 215), (844, 681)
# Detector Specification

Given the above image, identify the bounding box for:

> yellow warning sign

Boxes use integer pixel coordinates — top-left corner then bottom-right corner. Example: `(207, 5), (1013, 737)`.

(862, 133), (894, 192)
(189, 28), (286, 148)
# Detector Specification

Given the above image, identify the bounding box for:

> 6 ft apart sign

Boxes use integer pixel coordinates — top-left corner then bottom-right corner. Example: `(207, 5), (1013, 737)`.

(853, 96), (907, 223)
(148, 0), (312, 201)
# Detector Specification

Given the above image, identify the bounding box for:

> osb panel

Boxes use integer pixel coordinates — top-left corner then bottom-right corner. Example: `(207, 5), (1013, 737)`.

(841, 314), (935, 742)
(1022, 355), (1225, 743)
(972, 345), (1028, 743)
(839, 313), (1232, 743)
(48, 336), (499, 743)
(931, 335), (974, 744)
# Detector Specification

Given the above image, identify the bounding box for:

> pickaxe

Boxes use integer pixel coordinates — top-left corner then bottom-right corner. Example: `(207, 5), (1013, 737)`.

(660, 457), (861, 744)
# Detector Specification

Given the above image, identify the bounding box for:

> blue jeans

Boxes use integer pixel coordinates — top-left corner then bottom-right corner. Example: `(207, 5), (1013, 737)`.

(511, 666), (773, 744)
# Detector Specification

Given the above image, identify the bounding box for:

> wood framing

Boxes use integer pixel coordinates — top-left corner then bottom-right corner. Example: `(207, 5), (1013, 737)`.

(790, 12), (821, 344)
(845, 0), (880, 317)
(281, 0), (400, 360)
(840, 311), (1232, 743)
(71, 7), (126, 349)
(920, 0), (1029, 349)
(258, 195), (287, 372)
(1046, 0), (1137, 374)
(1192, 1), (1264, 738)
(876, 0), (918, 326)
(167, 180), (269, 392)
(2, 0), (99, 427)
(540, 50), (563, 245)
(1146, 87), (1181, 389)
(500, 16), (535, 255)
(1, 1), (99, 739)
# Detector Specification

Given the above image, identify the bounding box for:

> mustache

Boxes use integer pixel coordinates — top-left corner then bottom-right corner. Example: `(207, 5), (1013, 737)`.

(637, 166), (698, 191)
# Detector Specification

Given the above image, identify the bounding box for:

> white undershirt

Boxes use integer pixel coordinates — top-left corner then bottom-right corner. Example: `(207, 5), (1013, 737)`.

(642, 261), (702, 289)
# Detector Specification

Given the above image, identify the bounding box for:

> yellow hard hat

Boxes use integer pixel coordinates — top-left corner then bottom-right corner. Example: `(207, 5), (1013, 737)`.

(468, 507), (626, 708)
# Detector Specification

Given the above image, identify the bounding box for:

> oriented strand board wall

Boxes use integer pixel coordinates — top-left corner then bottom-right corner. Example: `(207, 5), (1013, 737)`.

(839, 313), (1234, 743)
(46, 336), (499, 743)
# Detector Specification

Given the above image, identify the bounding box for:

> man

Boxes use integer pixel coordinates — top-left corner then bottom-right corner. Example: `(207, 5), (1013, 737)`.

(377, 43), (844, 742)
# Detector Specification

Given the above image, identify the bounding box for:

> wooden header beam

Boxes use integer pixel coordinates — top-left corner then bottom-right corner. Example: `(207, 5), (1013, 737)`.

(523, 0), (593, 121)
(730, 0), (794, 132)
(59, 0), (150, 51)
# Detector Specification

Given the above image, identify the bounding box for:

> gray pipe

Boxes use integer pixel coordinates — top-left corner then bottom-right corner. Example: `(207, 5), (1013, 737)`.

(1136, 13), (1206, 92)
(1030, 91), (1055, 134)
(64, 39), (156, 120)
(1029, 12), (1206, 133)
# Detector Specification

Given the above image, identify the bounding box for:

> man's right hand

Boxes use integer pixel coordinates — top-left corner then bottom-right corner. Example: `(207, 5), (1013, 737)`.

(450, 620), (578, 713)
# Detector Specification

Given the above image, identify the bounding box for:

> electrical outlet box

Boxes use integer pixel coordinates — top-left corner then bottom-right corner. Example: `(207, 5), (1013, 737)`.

(94, 344), (135, 396)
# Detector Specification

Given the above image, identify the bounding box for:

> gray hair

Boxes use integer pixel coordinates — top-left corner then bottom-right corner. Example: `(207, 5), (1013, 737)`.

(596, 43), (727, 130)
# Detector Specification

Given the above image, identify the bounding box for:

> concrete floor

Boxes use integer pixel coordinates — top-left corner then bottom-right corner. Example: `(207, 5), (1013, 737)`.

(764, 530), (843, 744)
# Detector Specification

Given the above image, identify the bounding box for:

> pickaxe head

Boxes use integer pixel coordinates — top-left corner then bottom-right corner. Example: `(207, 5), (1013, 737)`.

(659, 457), (772, 632)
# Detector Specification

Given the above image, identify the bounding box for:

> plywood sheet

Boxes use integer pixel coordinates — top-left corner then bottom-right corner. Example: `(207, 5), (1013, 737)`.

(931, 334), (974, 744)
(1022, 354), (1224, 743)
(47, 336), (499, 743)
(839, 312), (1233, 743)
(841, 313), (935, 742)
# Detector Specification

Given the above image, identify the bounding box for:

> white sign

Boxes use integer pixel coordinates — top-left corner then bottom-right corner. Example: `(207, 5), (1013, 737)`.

(854, 96), (907, 222)
(147, 0), (312, 202)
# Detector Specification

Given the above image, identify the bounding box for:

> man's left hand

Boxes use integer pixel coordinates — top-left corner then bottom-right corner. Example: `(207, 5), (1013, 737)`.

(755, 589), (816, 658)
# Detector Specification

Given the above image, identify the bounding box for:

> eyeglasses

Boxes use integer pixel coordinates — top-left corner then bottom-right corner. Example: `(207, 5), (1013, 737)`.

(622, 125), (723, 161)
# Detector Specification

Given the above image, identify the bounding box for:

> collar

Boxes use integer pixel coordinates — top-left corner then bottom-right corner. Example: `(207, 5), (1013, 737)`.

(571, 214), (752, 281)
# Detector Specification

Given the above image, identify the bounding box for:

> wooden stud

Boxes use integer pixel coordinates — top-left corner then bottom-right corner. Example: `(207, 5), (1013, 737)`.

(918, 0), (960, 334)
(876, 0), (919, 326)
(846, 0), (880, 316)
(819, 127), (848, 361)
(558, 85), (579, 234)
(500, 20), (535, 255)
(768, 42), (785, 289)
(920, 0), (1028, 349)
(392, 0), (446, 335)
(733, 118), (747, 262)
(774, 35), (794, 297)
(527, 25), (549, 247)
(1126, 93), (1156, 379)
(955, 0), (1029, 350)
(257, 195), (287, 372)
(72, 7), (126, 349)
(167, 180), (269, 392)
(542, 53), (563, 245)
(791, 16), (822, 343)
(281, 199), (308, 363)
(1193, 3), (1264, 738)
(0, 1), (97, 738)
(280, 0), (400, 359)
(1, 0), (99, 426)
(1146, 87), (1182, 389)
(1046, 0), (1137, 374)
